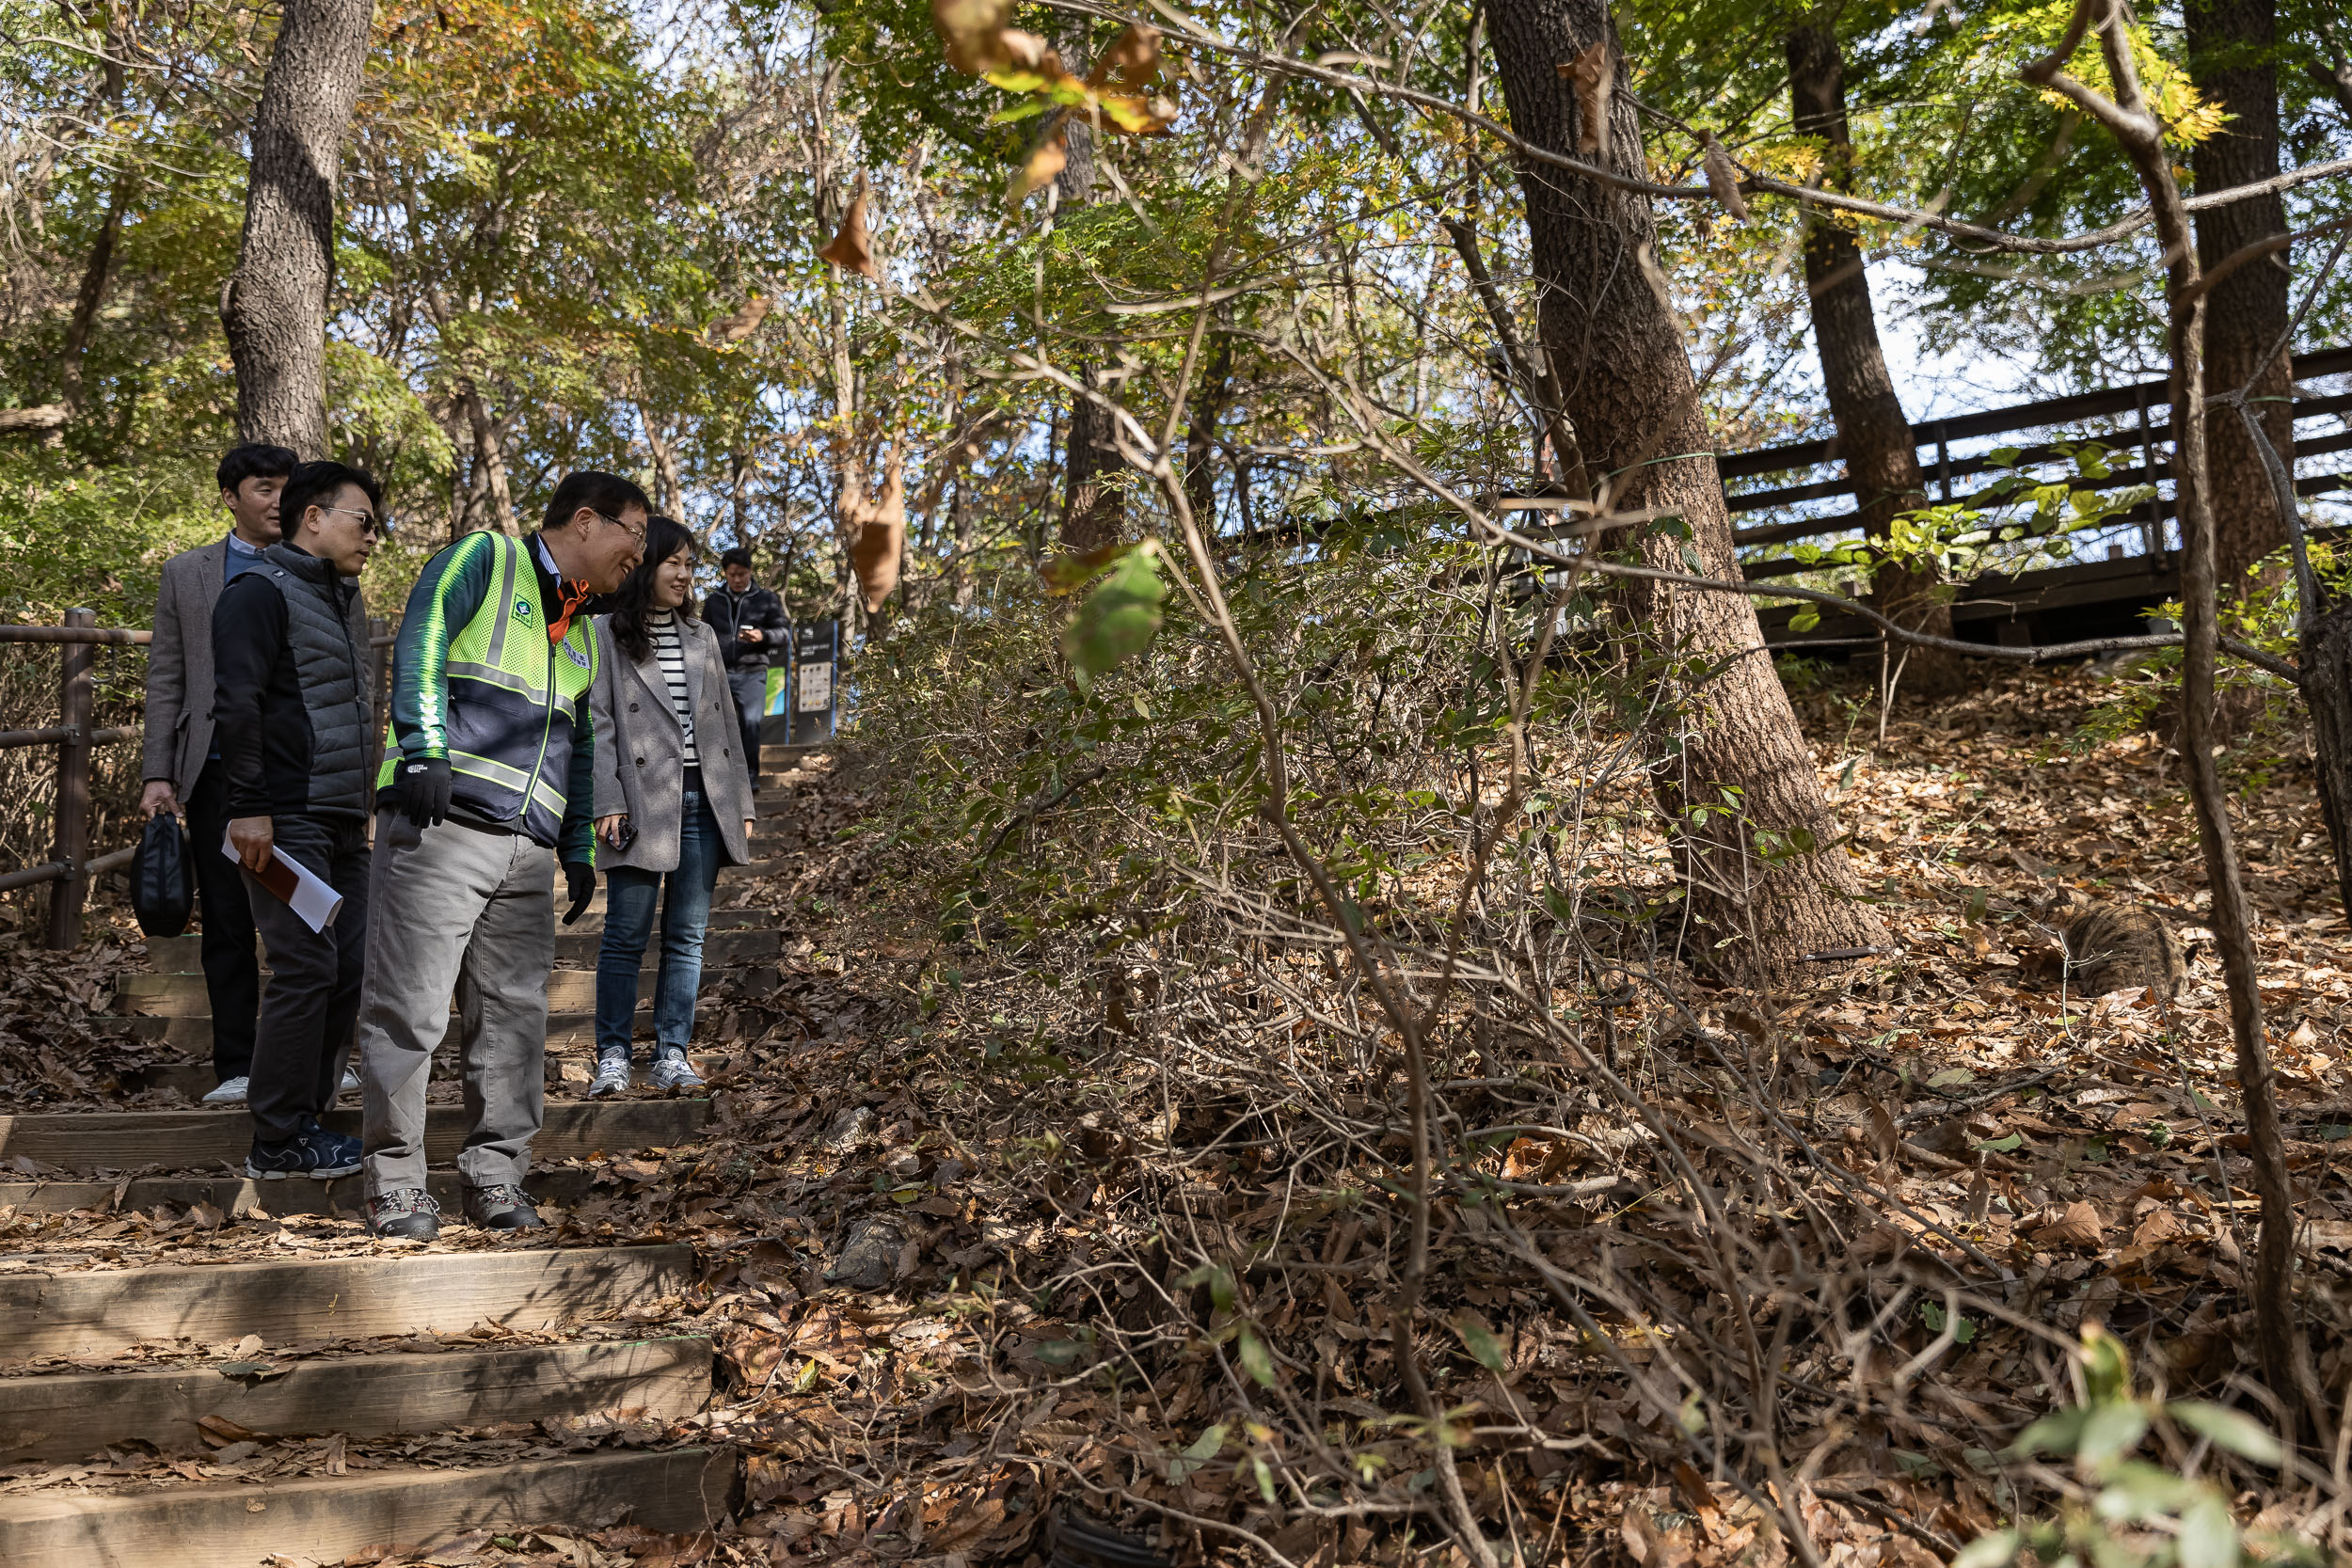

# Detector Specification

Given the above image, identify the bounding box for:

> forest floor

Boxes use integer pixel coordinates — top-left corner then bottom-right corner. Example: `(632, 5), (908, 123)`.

(1, 660), (2345, 1567)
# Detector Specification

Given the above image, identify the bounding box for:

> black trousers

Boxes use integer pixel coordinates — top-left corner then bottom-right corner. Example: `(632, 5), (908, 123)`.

(184, 762), (260, 1082)
(241, 814), (370, 1146)
(728, 666), (766, 787)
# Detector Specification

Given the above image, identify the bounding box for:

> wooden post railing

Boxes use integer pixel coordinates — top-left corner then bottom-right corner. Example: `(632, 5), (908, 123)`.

(0, 618), (401, 948)
(48, 609), (95, 948)
(0, 620), (151, 944)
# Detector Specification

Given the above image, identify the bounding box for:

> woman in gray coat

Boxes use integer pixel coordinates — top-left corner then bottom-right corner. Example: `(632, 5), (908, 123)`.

(586, 516), (757, 1095)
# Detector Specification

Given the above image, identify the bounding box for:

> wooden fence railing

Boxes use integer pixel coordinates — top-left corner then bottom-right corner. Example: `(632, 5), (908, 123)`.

(0, 613), (393, 950)
(1717, 344), (2352, 578)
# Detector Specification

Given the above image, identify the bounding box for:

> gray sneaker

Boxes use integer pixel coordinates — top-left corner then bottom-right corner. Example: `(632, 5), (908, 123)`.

(462, 1182), (543, 1230)
(588, 1049), (631, 1098)
(648, 1049), (704, 1092)
(366, 1187), (441, 1241)
(202, 1075), (249, 1106)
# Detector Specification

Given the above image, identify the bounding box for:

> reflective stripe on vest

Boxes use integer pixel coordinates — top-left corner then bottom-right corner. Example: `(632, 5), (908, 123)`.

(376, 532), (598, 843)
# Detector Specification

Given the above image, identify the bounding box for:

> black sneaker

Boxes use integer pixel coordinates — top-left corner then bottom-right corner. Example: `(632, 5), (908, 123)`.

(366, 1187), (442, 1240)
(302, 1120), (362, 1172)
(246, 1126), (363, 1180)
(462, 1182), (543, 1230)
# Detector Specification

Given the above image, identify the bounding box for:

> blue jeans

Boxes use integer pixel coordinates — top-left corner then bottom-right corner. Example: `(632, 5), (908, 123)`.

(595, 786), (723, 1058)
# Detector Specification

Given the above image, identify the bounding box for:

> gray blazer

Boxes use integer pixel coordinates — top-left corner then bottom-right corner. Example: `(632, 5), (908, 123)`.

(587, 612), (755, 873)
(145, 537), (373, 799)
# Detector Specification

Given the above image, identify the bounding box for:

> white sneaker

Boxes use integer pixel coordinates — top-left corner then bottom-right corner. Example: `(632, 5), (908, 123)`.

(339, 1067), (361, 1095)
(202, 1076), (249, 1106)
(649, 1050), (704, 1092)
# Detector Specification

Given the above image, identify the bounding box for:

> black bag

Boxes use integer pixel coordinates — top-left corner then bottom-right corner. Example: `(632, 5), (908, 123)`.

(130, 811), (194, 938)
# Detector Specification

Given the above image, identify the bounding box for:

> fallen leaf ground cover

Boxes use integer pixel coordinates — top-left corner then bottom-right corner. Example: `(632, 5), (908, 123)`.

(5, 664), (2349, 1567)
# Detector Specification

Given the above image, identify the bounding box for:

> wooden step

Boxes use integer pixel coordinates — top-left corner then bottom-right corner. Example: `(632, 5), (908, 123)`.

(2, 1243), (693, 1360)
(141, 920), (777, 974)
(0, 1165), (597, 1217)
(115, 962), (755, 1017)
(0, 1097), (708, 1172)
(129, 1045), (726, 1103)
(0, 1443), (735, 1566)
(0, 1335), (711, 1463)
(110, 1011), (621, 1053)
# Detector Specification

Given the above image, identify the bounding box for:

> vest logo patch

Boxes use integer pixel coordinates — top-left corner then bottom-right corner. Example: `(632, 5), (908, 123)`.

(513, 595), (534, 621)
(562, 641), (591, 669)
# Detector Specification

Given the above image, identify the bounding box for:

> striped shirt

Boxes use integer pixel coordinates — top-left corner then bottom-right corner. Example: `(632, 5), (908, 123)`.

(647, 610), (700, 767)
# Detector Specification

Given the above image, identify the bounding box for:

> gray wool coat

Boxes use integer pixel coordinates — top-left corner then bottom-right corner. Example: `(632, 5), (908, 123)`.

(587, 611), (756, 873)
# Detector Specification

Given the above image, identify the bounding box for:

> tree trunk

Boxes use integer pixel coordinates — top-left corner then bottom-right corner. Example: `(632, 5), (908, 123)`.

(731, 447), (753, 543)
(1184, 333), (1234, 531)
(220, 0), (372, 457)
(644, 414), (682, 518)
(952, 474), (977, 607)
(61, 176), (127, 414)
(2188, 0), (2294, 600)
(1055, 22), (1126, 554)
(2308, 604), (2352, 925)
(463, 387), (517, 534)
(1487, 0), (1887, 976)
(1786, 21), (1964, 698)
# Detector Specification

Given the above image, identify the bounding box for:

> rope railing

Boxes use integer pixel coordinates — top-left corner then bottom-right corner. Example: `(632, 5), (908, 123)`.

(0, 611), (396, 947)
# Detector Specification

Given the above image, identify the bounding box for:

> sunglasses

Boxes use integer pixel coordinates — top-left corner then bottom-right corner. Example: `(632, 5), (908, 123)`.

(319, 503), (382, 538)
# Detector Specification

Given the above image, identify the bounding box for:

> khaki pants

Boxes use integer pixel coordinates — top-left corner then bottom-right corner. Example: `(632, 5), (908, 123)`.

(358, 811), (555, 1196)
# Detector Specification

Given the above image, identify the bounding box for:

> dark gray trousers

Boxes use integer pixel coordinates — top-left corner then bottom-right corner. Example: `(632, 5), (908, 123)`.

(240, 814), (369, 1145)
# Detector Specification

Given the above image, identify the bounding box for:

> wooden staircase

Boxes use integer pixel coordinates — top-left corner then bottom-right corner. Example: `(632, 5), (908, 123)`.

(0, 752), (821, 1563)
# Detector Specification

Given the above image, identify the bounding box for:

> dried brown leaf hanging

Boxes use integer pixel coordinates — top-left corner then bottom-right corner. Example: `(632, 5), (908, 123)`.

(1089, 24), (1162, 91)
(818, 182), (879, 279)
(1699, 130), (1750, 221)
(932, 0), (1014, 74)
(1007, 128), (1068, 206)
(711, 293), (770, 343)
(846, 451), (908, 612)
(1556, 40), (1612, 156)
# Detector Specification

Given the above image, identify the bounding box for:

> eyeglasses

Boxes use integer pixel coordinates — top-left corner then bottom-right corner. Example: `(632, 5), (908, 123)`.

(320, 504), (382, 537)
(593, 510), (646, 546)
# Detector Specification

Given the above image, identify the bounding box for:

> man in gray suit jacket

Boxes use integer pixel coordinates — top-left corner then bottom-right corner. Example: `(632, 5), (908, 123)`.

(141, 443), (297, 1103)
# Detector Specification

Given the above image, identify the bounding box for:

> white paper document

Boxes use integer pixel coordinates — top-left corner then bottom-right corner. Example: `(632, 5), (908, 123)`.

(221, 830), (344, 934)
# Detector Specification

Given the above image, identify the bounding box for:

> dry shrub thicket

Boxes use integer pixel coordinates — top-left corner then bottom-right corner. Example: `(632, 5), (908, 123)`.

(845, 529), (2352, 1567)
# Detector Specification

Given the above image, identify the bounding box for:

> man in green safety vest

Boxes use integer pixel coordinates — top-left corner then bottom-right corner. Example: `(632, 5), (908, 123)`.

(357, 472), (647, 1240)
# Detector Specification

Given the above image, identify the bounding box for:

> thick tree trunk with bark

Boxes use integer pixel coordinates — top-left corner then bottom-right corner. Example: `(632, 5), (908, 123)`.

(1487, 0), (1886, 975)
(2188, 0), (2293, 600)
(220, 0), (371, 457)
(1786, 21), (1963, 698)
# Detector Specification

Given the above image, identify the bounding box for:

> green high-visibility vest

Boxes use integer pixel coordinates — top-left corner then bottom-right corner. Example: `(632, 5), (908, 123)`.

(376, 530), (598, 847)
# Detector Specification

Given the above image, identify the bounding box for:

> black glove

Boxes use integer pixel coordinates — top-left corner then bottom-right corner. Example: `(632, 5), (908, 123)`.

(562, 859), (596, 926)
(395, 756), (452, 829)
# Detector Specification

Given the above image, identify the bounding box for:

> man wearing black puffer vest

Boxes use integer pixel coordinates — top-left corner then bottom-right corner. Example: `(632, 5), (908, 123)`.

(212, 460), (382, 1181)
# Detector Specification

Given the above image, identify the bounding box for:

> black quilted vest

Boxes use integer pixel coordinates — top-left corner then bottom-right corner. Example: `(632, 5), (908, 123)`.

(258, 544), (372, 818)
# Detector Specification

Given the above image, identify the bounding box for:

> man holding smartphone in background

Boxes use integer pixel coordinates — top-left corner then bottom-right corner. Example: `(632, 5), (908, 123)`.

(703, 547), (788, 793)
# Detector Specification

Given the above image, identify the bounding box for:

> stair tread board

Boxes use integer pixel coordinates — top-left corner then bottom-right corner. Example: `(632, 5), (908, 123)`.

(0, 1098), (708, 1172)
(0, 1337), (711, 1464)
(0, 1444), (735, 1566)
(1, 1243), (694, 1360)
(138, 925), (780, 974)
(0, 1168), (598, 1217)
